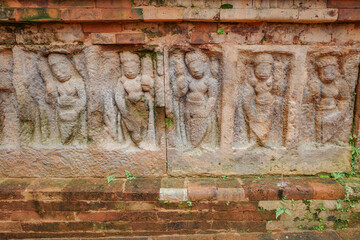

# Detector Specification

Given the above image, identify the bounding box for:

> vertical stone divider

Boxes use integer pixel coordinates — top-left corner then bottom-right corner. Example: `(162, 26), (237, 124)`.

(352, 53), (360, 172)
(285, 46), (308, 149)
(1, 47), (20, 148)
(220, 44), (238, 152)
(84, 46), (102, 143)
(164, 48), (171, 172)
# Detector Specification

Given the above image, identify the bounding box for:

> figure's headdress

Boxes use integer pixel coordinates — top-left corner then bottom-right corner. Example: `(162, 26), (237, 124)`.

(48, 53), (71, 66)
(185, 50), (208, 65)
(253, 53), (274, 66)
(316, 55), (338, 68)
(120, 51), (140, 64)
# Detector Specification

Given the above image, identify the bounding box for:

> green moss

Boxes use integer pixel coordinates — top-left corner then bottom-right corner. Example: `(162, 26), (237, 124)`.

(19, 8), (60, 21)
(165, 118), (174, 130)
(220, 4), (233, 9)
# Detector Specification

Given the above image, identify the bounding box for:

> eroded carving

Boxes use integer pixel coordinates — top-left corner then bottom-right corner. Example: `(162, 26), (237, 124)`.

(99, 50), (163, 150)
(0, 50), (17, 146)
(301, 54), (356, 145)
(234, 52), (290, 148)
(13, 48), (87, 147)
(170, 50), (220, 151)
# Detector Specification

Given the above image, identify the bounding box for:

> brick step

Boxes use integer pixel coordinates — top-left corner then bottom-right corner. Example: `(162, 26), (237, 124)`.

(0, 176), (359, 238)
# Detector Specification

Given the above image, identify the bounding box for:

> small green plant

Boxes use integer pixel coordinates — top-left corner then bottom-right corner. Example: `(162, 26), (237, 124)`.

(276, 206), (291, 219)
(331, 172), (345, 180)
(226, 201), (230, 206)
(267, 220), (272, 224)
(187, 200), (193, 207)
(298, 225), (302, 229)
(220, 3), (233, 9)
(125, 170), (136, 180)
(255, 173), (263, 179)
(276, 195), (291, 219)
(267, 230), (272, 233)
(221, 175), (228, 180)
(217, 29), (225, 34)
(291, 199), (295, 207)
(107, 175), (115, 183)
(164, 200), (169, 204)
(312, 222), (325, 231)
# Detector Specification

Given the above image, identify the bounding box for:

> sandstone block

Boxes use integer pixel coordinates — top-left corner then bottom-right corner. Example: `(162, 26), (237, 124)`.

(142, 7), (183, 21)
(183, 9), (219, 21)
(91, 32), (116, 44)
(298, 8), (338, 23)
(115, 32), (146, 44)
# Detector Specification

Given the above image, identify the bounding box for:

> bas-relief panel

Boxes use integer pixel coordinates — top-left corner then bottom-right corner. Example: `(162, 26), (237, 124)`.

(0, 46), (166, 177)
(167, 46), (359, 176)
(0, 45), (359, 177)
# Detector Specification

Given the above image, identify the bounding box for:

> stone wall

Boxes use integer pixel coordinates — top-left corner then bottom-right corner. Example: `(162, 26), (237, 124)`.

(0, 0), (360, 178)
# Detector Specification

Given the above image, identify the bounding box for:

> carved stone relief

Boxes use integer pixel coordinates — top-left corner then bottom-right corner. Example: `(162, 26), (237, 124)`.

(301, 52), (358, 146)
(234, 52), (290, 148)
(0, 49), (18, 147)
(86, 48), (165, 151)
(167, 49), (221, 152)
(12, 47), (87, 147)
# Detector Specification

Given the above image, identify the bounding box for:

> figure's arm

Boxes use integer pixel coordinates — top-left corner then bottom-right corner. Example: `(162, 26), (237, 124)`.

(38, 55), (57, 105)
(75, 79), (87, 113)
(206, 77), (219, 113)
(141, 75), (155, 96)
(337, 79), (350, 114)
(242, 82), (256, 121)
(114, 80), (129, 117)
(174, 60), (188, 98)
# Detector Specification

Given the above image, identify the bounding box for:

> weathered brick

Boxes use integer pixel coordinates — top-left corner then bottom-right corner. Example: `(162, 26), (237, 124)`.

(339, 9), (360, 21)
(0, 179), (33, 200)
(157, 211), (209, 221)
(25, 178), (70, 201)
(15, 8), (60, 21)
(161, 178), (186, 188)
(92, 32), (116, 44)
(188, 178), (217, 201)
(283, 178), (313, 200)
(167, 221), (211, 231)
(159, 188), (188, 202)
(243, 178), (280, 201)
(101, 8), (143, 20)
(83, 22), (122, 33)
(61, 8), (102, 21)
(61, 179), (124, 201)
(0, 0), (48, 8)
(216, 188), (247, 202)
(95, 0), (132, 8)
(21, 222), (95, 232)
(10, 210), (75, 221)
(0, 222), (22, 232)
(115, 32), (146, 44)
(48, 0), (94, 7)
(123, 178), (160, 201)
(211, 201), (258, 211)
(77, 211), (157, 222)
(294, 0), (327, 8)
(328, 0), (360, 8)
(307, 178), (346, 200)
(132, 222), (167, 231)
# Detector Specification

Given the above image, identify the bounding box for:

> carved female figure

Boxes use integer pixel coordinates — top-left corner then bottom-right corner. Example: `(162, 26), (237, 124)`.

(176, 51), (219, 149)
(309, 56), (350, 143)
(47, 53), (87, 145)
(243, 53), (276, 146)
(114, 51), (156, 150)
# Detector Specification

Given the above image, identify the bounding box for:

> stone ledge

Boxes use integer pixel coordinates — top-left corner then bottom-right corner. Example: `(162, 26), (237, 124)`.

(0, 177), (350, 202)
(0, 6), (359, 23)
